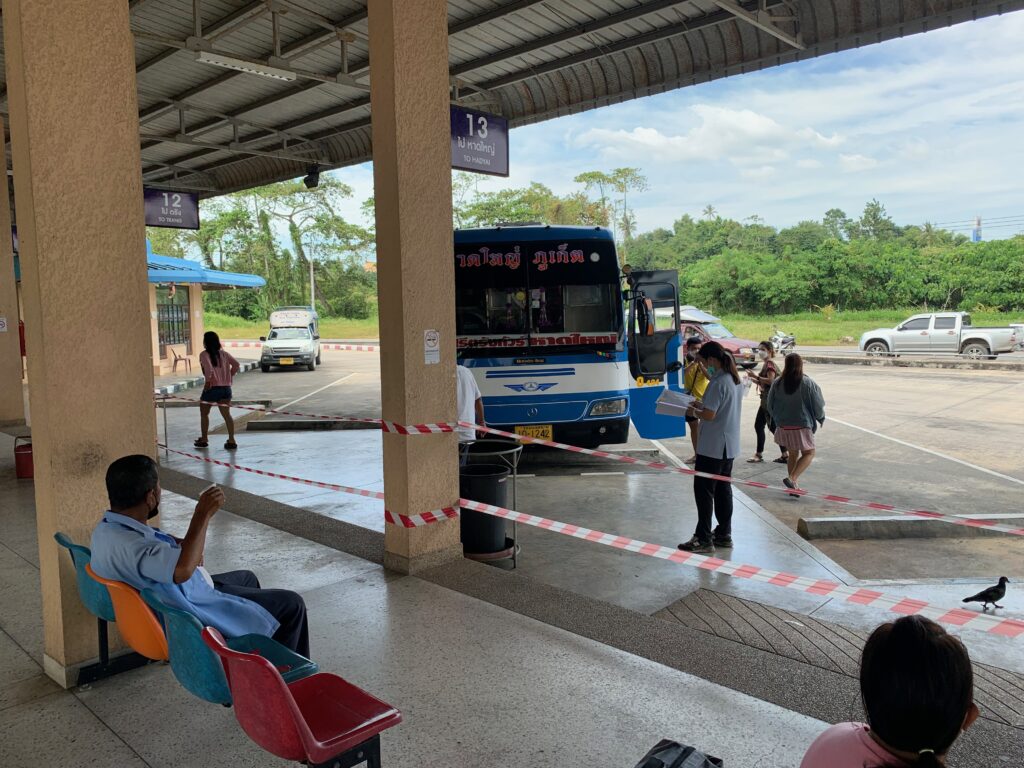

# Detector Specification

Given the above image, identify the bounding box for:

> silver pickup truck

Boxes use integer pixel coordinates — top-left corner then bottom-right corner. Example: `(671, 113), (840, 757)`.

(859, 312), (1018, 359)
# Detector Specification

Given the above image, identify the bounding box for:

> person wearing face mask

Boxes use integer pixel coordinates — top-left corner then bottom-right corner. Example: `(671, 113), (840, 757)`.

(745, 341), (787, 464)
(679, 341), (744, 553)
(90, 454), (310, 655)
(681, 336), (710, 465)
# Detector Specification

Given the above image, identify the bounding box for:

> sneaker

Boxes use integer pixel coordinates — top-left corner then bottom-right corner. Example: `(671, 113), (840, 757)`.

(712, 529), (733, 547)
(678, 536), (715, 554)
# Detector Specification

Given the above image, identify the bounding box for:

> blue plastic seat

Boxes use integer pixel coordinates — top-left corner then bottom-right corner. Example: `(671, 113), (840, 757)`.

(140, 588), (318, 705)
(54, 531), (116, 670)
(54, 532), (115, 623)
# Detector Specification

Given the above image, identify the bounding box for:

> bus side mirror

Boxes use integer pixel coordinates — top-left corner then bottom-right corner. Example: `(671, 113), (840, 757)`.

(259, 336), (266, 342)
(667, 361), (683, 373)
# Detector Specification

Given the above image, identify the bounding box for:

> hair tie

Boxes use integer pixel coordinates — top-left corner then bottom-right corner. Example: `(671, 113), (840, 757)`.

(918, 748), (935, 756)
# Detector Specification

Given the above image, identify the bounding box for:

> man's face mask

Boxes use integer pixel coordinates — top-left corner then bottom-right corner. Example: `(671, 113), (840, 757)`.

(147, 487), (161, 520)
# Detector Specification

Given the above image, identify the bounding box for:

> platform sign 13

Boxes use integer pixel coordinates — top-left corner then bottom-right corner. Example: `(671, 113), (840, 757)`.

(451, 105), (509, 177)
(144, 188), (200, 230)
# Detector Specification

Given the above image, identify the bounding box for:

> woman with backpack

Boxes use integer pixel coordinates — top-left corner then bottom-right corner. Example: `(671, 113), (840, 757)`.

(767, 353), (825, 495)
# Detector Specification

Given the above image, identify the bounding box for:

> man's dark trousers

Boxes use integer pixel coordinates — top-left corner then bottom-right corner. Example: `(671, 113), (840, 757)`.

(213, 570), (310, 657)
(692, 451), (734, 543)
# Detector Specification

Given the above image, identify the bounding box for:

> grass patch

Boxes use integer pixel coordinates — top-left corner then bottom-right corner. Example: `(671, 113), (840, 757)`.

(205, 309), (1022, 346)
(718, 310), (1022, 346)
(204, 311), (380, 340)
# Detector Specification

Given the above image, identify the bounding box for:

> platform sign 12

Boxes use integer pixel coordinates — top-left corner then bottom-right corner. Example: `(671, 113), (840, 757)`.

(144, 188), (200, 230)
(451, 105), (509, 177)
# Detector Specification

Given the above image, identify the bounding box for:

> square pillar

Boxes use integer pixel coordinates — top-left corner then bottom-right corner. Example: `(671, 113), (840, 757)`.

(369, 0), (461, 573)
(4, 0), (156, 685)
(0, 116), (24, 426)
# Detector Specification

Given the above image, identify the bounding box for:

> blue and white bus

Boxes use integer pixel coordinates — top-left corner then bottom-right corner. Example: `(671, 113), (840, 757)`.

(454, 225), (687, 447)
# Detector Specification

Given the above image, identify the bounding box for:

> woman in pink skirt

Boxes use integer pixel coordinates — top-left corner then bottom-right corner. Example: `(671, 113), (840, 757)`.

(767, 354), (825, 496)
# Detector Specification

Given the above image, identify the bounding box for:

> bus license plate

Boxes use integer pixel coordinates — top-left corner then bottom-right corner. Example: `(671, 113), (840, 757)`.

(279, 357), (294, 365)
(515, 424), (553, 441)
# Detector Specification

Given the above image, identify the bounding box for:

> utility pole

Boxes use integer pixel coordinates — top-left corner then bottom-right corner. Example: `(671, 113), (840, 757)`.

(309, 258), (316, 312)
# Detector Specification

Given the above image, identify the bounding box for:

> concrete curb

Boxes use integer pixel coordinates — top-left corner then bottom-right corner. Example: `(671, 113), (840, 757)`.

(153, 360), (259, 396)
(800, 354), (1024, 371)
(798, 513), (1024, 540)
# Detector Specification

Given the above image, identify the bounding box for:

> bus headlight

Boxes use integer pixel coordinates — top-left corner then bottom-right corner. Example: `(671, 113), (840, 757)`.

(589, 398), (626, 416)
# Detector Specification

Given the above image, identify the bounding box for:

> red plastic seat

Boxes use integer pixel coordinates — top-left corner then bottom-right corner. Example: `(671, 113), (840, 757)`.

(201, 627), (401, 767)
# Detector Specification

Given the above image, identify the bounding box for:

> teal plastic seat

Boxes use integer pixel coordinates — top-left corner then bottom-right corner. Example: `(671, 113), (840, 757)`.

(140, 588), (318, 705)
(54, 532), (115, 623)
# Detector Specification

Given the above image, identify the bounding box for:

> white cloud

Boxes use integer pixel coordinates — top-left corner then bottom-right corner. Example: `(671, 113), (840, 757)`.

(839, 154), (879, 173)
(575, 104), (839, 168)
(316, 11), (1024, 241)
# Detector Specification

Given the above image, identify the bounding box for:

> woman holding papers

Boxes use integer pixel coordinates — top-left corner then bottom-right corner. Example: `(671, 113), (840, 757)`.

(678, 341), (744, 554)
(767, 354), (826, 497)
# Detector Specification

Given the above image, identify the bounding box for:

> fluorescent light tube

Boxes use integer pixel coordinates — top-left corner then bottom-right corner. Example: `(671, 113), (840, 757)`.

(196, 51), (297, 81)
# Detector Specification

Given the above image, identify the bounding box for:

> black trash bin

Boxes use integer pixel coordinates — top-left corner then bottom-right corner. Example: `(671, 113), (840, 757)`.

(459, 464), (509, 554)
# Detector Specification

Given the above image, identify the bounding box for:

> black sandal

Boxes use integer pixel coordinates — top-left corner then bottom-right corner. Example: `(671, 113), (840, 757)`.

(224, 440), (238, 450)
(773, 456), (789, 463)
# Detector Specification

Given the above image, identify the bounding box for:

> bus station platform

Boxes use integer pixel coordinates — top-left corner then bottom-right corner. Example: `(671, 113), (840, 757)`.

(2, 429), (1022, 766)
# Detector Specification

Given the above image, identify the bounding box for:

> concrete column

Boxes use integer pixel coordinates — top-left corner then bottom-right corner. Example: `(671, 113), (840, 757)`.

(0, 116), (24, 426)
(369, 0), (461, 573)
(4, 0), (155, 686)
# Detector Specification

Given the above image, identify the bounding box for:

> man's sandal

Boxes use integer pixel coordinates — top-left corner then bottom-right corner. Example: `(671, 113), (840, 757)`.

(224, 440), (238, 450)
(746, 456), (764, 463)
(194, 438), (209, 448)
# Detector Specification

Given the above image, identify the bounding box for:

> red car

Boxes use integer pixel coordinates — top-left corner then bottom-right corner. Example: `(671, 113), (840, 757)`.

(676, 306), (759, 369)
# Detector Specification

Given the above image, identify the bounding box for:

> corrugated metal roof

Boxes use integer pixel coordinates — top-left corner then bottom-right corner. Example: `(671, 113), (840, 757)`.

(3, 0), (1022, 196)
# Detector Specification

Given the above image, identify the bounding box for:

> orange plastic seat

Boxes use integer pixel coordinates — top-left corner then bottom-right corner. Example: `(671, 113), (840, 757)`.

(85, 564), (169, 662)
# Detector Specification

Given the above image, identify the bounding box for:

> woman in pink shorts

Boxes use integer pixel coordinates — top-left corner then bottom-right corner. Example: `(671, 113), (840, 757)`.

(766, 353), (825, 496)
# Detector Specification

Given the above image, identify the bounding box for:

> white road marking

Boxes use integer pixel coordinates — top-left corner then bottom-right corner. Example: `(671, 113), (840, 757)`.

(828, 416), (1024, 487)
(278, 373), (357, 411)
(650, 439), (689, 470)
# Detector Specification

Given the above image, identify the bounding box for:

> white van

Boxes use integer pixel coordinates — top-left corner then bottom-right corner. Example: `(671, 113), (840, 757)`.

(260, 306), (321, 372)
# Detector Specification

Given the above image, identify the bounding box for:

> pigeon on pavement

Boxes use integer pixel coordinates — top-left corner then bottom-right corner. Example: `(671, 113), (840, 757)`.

(962, 577), (1009, 611)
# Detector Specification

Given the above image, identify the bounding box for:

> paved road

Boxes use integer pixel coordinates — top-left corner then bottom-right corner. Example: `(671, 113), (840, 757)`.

(162, 349), (1023, 582)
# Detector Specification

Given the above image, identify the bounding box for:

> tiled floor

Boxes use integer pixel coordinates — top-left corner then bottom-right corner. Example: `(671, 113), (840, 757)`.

(0, 437), (830, 767)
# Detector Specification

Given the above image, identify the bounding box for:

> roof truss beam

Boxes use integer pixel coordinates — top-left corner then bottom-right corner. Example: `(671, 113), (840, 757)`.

(710, 0), (804, 50)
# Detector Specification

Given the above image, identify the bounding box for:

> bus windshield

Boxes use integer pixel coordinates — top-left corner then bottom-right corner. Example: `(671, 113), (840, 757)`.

(455, 236), (621, 353)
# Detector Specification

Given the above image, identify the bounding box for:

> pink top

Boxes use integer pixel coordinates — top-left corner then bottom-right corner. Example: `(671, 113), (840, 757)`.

(802, 723), (912, 768)
(200, 349), (240, 388)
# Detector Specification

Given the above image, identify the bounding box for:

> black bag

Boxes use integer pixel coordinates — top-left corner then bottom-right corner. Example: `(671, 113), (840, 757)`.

(633, 739), (724, 768)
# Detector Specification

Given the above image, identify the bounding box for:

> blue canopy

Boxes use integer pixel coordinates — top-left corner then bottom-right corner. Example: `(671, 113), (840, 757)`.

(13, 240), (265, 291)
(146, 241), (265, 289)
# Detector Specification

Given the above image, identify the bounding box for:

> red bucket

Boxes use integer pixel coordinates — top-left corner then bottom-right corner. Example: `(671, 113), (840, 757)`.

(14, 436), (33, 480)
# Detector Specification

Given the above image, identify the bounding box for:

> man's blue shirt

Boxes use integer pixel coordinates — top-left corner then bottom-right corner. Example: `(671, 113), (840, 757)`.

(90, 511), (279, 638)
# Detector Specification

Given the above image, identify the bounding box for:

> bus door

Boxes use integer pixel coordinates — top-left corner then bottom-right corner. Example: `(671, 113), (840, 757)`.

(623, 268), (686, 439)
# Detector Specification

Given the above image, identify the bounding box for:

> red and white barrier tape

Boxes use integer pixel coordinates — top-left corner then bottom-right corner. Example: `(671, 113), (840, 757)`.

(158, 395), (454, 434)
(221, 340), (379, 352)
(154, 397), (1024, 537)
(163, 447), (458, 528)
(163, 446), (1024, 638)
(461, 422), (1024, 539)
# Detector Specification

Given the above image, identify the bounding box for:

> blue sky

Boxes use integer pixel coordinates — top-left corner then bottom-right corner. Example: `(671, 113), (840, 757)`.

(329, 11), (1024, 239)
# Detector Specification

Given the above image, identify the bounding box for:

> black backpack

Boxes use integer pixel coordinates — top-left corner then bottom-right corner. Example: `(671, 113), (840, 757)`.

(633, 739), (724, 768)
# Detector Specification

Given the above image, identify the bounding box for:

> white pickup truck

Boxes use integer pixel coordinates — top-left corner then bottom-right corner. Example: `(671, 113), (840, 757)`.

(859, 312), (1018, 359)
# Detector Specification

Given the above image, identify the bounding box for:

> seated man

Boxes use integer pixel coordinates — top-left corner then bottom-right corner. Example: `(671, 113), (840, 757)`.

(90, 454), (309, 656)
